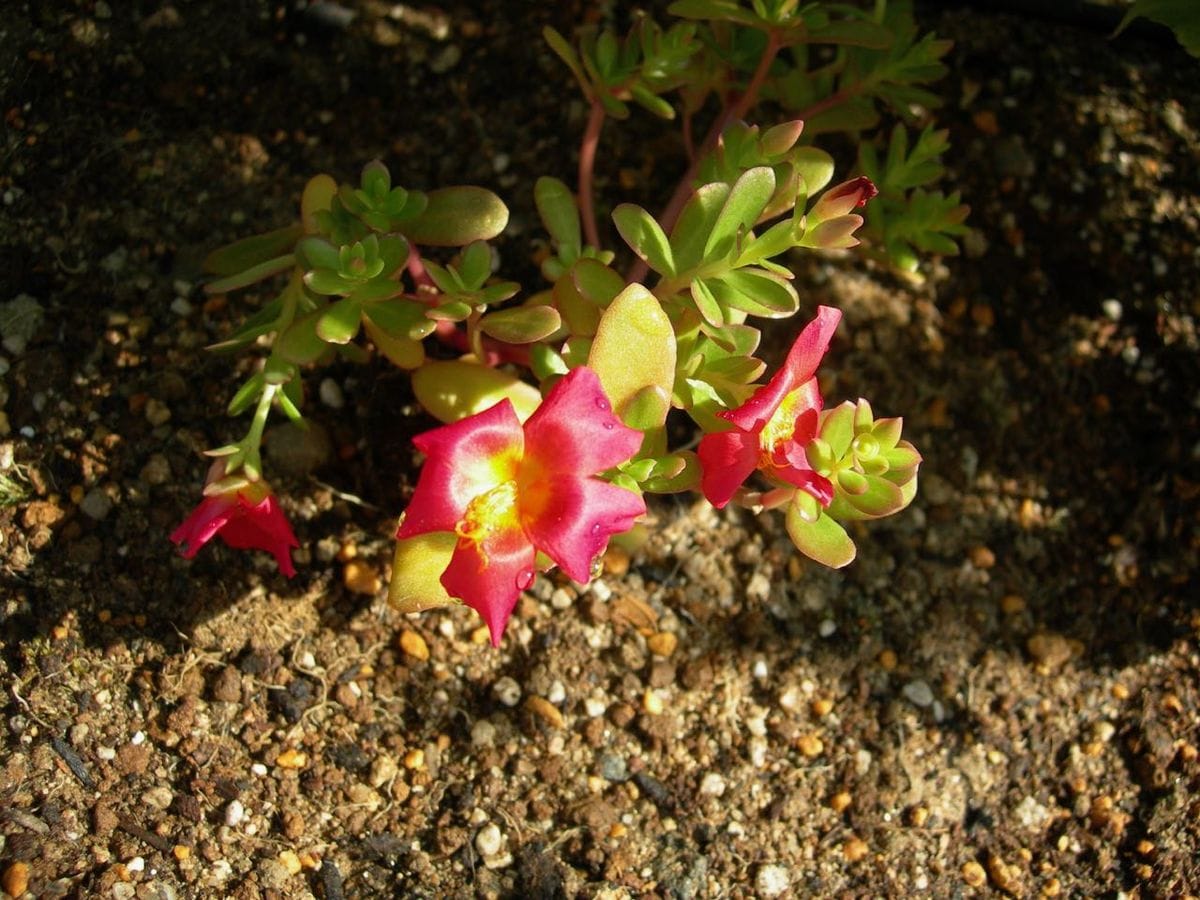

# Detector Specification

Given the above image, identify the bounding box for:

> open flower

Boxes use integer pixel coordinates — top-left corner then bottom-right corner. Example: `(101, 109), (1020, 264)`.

(397, 366), (645, 645)
(171, 479), (299, 576)
(697, 306), (842, 509)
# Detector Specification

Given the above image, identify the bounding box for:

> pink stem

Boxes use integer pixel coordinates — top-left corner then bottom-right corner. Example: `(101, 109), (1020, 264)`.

(406, 245), (435, 290)
(578, 100), (606, 250)
(626, 30), (783, 285)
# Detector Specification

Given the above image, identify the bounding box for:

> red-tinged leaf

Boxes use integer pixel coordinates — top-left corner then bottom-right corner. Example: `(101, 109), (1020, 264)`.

(479, 306), (562, 344)
(786, 505), (856, 569)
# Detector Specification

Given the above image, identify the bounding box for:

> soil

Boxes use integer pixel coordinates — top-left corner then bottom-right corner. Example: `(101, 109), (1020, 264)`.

(2, 2), (1199, 898)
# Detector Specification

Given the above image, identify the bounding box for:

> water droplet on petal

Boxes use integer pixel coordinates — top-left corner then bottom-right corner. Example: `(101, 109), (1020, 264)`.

(515, 570), (534, 591)
(603, 422), (614, 431)
(594, 397), (609, 411)
(590, 522), (602, 535)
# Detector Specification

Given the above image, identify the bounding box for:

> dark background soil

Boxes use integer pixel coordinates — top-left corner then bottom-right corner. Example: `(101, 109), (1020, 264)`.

(1, 1), (1198, 898)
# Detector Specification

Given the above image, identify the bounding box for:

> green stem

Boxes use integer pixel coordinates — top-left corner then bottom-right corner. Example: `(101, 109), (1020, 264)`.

(241, 383), (278, 479)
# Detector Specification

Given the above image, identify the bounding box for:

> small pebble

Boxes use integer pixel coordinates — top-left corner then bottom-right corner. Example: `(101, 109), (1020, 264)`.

(475, 822), (503, 858)
(818, 618), (836, 638)
(961, 860), (986, 888)
(829, 791), (852, 813)
(584, 697), (607, 718)
(843, 836), (869, 862)
(642, 688), (664, 715)
(796, 734), (824, 758)
(599, 753), (627, 782)
(399, 629), (430, 661)
(225, 799), (245, 827)
(276, 749), (307, 769)
(79, 488), (113, 521)
(699, 772), (727, 797)
(755, 863), (790, 897)
(251, 763), (267, 777)
(902, 680), (935, 708)
(342, 560), (381, 596)
(318, 377), (344, 409)
(404, 748), (425, 770)
(470, 720), (496, 748)
(2, 862), (30, 898)
(647, 631), (678, 658)
(144, 398), (172, 427)
(525, 695), (564, 729)
(549, 587), (573, 609)
(493, 676), (521, 707)
(126, 856), (145, 873)
(546, 680), (566, 704)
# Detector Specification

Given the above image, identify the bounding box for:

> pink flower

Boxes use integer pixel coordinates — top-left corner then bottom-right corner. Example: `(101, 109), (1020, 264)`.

(397, 366), (646, 645)
(697, 306), (841, 509)
(171, 481), (299, 576)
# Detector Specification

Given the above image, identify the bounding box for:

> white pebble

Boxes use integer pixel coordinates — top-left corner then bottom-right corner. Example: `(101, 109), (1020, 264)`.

(170, 297), (194, 317)
(126, 857), (145, 873)
(251, 763), (267, 777)
(902, 680), (935, 708)
(547, 680), (566, 705)
(130, 730), (146, 745)
(584, 697), (607, 718)
(492, 676), (521, 707)
(319, 377), (345, 409)
(756, 863), (791, 897)
(550, 588), (573, 610)
(818, 618), (836, 638)
(475, 822), (503, 858)
(752, 659), (768, 679)
(699, 772), (727, 797)
(97, 746), (116, 761)
(589, 579), (612, 602)
(224, 799), (245, 828)
(470, 719), (496, 748)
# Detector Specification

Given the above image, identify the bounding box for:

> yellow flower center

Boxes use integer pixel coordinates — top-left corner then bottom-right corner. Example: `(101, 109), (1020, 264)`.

(456, 481), (520, 550)
(759, 388), (807, 455)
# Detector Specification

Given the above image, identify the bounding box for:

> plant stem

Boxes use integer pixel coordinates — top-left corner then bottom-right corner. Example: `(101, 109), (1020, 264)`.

(578, 100), (606, 250)
(627, 30), (783, 285)
(242, 383), (278, 480)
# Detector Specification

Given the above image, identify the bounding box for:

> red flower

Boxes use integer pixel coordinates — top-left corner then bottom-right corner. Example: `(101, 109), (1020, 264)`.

(171, 481), (299, 576)
(697, 306), (841, 509)
(397, 367), (645, 645)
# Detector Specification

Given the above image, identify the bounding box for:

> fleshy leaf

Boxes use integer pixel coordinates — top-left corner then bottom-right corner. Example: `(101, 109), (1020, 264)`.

(315, 298), (363, 344)
(405, 186), (509, 246)
(412, 360), (543, 424)
(205, 254), (296, 294)
(535, 176), (582, 252)
(588, 284), (677, 429)
(389, 532), (459, 613)
(363, 319), (425, 369)
(703, 167), (776, 260)
(276, 309), (330, 365)
(786, 504), (856, 569)
(479, 306), (562, 344)
(613, 204), (675, 276)
(301, 175), (337, 234)
(204, 225), (302, 277)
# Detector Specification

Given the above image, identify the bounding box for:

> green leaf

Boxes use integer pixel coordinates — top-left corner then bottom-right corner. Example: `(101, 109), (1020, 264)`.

(710, 268), (798, 317)
(619, 385), (672, 432)
(543, 26), (593, 98)
(458, 241), (493, 288)
(413, 360), (542, 423)
(276, 308), (329, 365)
(348, 280), (403, 304)
(832, 474), (904, 519)
(630, 82), (676, 119)
(227, 372), (265, 416)
(703, 167), (776, 260)
(820, 401), (857, 458)
(205, 254), (296, 295)
(305, 269), (355, 296)
(405, 186), (509, 246)
(204, 224), (302, 277)
(642, 450), (700, 493)
(296, 237), (340, 271)
(786, 504), (856, 569)
(572, 258), (624, 306)
(1114, 0), (1200, 56)
(792, 147), (835, 199)
(363, 319), (425, 369)
(277, 378), (305, 424)
(612, 204), (675, 276)
(689, 277), (725, 327)
(535, 176), (582, 253)
(479, 306), (562, 344)
(205, 296), (283, 352)
(530, 343), (569, 380)
(315, 298), (363, 344)
(363, 298), (431, 339)
(807, 17), (895, 49)
(671, 182), (729, 274)
(588, 284), (676, 428)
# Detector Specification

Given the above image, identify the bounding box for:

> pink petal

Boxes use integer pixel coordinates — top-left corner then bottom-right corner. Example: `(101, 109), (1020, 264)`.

(697, 427), (760, 509)
(170, 494), (236, 558)
(773, 467), (835, 506)
(723, 306), (840, 431)
(441, 523), (536, 646)
(519, 475), (646, 583)
(398, 400), (524, 539)
(219, 494), (299, 577)
(522, 367), (643, 477)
